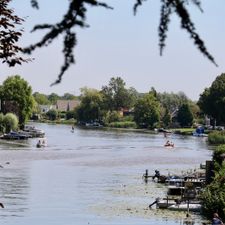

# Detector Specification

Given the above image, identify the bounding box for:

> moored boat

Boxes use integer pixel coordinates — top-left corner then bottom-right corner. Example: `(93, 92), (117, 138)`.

(1, 131), (29, 140)
(168, 202), (201, 212)
(23, 125), (45, 137)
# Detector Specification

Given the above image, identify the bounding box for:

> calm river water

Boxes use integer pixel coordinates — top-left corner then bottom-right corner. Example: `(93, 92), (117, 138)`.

(0, 123), (212, 225)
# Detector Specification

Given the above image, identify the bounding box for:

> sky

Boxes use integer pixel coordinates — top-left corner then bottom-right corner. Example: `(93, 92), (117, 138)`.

(1, 0), (225, 101)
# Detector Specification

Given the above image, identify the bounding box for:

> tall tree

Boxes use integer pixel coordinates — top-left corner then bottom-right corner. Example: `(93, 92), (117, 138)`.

(75, 87), (103, 123)
(133, 92), (160, 129)
(33, 92), (50, 105)
(101, 77), (134, 111)
(198, 73), (225, 125)
(0, 75), (34, 128)
(62, 93), (77, 100)
(161, 107), (172, 128)
(158, 91), (189, 115)
(176, 103), (193, 127)
(48, 93), (60, 104)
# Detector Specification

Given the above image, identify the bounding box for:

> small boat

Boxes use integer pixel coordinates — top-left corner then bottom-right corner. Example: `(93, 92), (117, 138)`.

(168, 202), (201, 212)
(164, 140), (174, 147)
(36, 138), (47, 148)
(23, 125), (45, 137)
(1, 131), (29, 140)
(192, 132), (208, 137)
(156, 198), (178, 209)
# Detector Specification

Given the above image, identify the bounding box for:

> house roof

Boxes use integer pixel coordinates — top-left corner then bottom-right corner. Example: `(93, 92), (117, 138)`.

(56, 100), (80, 111)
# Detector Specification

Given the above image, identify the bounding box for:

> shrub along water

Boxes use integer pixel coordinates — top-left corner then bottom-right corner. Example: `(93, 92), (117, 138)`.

(208, 131), (225, 145)
(201, 144), (225, 219)
(108, 121), (136, 128)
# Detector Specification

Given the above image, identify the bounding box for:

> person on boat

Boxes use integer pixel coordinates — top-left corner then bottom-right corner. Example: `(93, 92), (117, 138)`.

(71, 125), (75, 132)
(165, 140), (170, 146)
(152, 170), (160, 180)
(212, 213), (224, 225)
(164, 140), (174, 147)
(36, 139), (41, 148)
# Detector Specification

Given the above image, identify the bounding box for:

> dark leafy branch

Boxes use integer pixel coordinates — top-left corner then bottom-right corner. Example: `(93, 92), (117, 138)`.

(23, 0), (113, 85)
(0, 0), (30, 66)
(134, 0), (217, 66)
(30, 0), (39, 9)
(0, 0), (218, 84)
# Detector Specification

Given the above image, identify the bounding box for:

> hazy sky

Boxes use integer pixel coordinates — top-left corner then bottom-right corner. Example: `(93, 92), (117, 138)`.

(1, 0), (225, 100)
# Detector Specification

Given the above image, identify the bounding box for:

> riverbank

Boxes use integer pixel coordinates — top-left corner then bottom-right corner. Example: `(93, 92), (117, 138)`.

(32, 119), (197, 135)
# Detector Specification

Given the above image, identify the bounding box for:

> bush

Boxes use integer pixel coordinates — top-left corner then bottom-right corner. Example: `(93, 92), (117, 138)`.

(3, 113), (19, 133)
(201, 145), (225, 220)
(119, 115), (134, 122)
(213, 145), (225, 169)
(103, 111), (121, 124)
(108, 121), (136, 128)
(66, 111), (75, 120)
(208, 131), (225, 145)
(46, 109), (58, 121)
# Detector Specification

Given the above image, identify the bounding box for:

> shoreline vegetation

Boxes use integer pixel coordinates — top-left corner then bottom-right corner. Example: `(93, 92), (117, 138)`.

(33, 119), (205, 135)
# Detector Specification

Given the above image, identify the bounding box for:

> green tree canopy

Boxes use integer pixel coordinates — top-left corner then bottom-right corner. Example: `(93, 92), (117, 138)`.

(133, 92), (160, 129)
(101, 77), (136, 111)
(161, 107), (172, 128)
(33, 92), (50, 105)
(62, 93), (77, 100)
(198, 73), (225, 125)
(176, 103), (193, 127)
(158, 91), (189, 115)
(46, 109), (58, 121)
(75, 87), (103, 123)
(0, 75), (34, 128)
(48, 93), (60, 104)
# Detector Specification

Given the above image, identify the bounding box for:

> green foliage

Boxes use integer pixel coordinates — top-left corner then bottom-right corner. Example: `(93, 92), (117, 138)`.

(48, 93), (60, 104)
(62, 93), (77, 100)
(0, 75), (34, 128)
(66, 110), (75, 120)
(0, 113), (5, 133)
(201, 171), (225, 220)
(101, 77), (137, 111)
(108, 121), (136, 128)
(0, 0), (27, 66)
(46, 109), (58, 121)
(33, 92), (50, 105)
(176, 103), (193, 127)
(201, 145), (225, 219)
(103, 111), (121, 125)
(198, 73), (225, 125)
(119, 115), (134, 122)
(133, 92), (160, 129)
(208, 131), (225, 145)
(75, 88), (103, 123)
(158, 91), (189, 115)
(3, 113), (19, 133)
(161, 107), (172, 128)
(212, 145), (225, 169)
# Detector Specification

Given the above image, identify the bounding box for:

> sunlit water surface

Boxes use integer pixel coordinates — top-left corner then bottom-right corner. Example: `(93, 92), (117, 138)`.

(0, 123), (212, 225)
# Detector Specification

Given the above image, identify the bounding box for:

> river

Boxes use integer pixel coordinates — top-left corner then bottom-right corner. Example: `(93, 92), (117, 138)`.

(0, 123), (212, 225)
